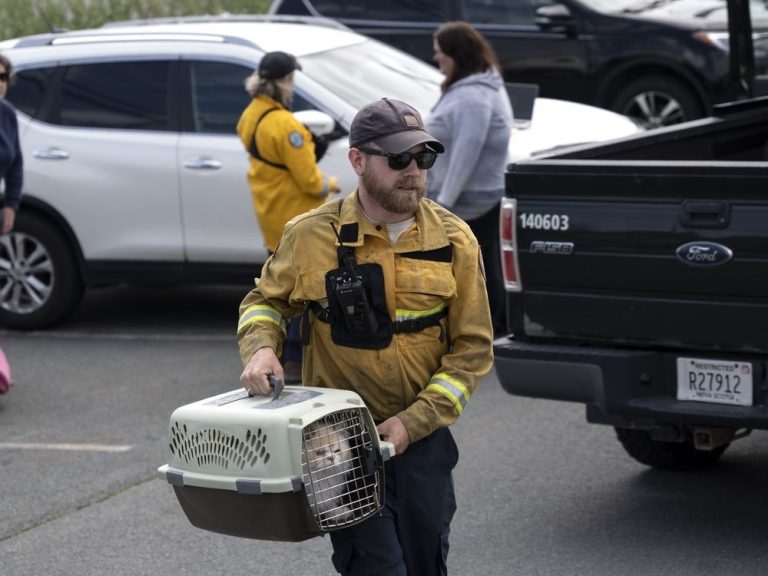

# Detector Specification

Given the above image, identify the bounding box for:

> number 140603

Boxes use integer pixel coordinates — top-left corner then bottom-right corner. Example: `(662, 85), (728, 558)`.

(519, 212), (569, 231)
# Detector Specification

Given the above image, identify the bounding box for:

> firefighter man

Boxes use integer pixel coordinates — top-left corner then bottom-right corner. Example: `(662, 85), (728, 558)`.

(237, 97), (494, 576)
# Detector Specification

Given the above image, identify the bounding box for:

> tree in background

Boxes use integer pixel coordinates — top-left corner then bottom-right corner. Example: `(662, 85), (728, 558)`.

(1, 0), (270, 41)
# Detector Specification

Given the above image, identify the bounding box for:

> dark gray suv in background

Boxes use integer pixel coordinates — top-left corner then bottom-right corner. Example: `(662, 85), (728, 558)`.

(270, 0), (768, 128)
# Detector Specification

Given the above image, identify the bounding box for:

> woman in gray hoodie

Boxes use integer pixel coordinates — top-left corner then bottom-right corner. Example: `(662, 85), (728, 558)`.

(426, 21), (513, 333)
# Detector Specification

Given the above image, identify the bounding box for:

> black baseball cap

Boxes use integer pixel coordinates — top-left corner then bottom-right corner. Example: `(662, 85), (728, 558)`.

(349, 98), (445, 154)
(258, 51), (301, 80)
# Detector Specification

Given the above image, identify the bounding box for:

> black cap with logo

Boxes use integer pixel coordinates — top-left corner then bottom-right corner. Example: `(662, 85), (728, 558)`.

(258, 51), (301, 80)
(349, 98), (445, 154)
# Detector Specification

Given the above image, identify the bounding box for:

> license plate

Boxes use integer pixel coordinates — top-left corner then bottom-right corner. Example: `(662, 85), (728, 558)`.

(676, 357), (753, 406)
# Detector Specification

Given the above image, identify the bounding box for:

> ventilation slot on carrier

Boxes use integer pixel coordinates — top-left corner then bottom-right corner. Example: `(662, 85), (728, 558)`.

(169, 421), (270, 471)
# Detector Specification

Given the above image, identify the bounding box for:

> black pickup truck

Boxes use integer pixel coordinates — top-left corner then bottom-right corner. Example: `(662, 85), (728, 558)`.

(494, 96), (768, 470)
(493, 2), (768, 470)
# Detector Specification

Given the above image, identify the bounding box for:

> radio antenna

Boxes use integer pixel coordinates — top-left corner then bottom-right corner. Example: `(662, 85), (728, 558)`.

(33, 2), (65, 33)
(330, 222), (356, 273)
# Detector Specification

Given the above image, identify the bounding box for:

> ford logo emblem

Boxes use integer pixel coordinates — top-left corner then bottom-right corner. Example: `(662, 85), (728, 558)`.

(675, 241), (733, 267)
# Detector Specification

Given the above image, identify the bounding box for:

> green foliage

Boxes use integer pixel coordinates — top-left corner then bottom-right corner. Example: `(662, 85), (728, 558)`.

(0, 0), (271, 41)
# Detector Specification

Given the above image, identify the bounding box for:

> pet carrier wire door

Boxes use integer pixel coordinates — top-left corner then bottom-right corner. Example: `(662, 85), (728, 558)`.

(158, 386), (394, 542)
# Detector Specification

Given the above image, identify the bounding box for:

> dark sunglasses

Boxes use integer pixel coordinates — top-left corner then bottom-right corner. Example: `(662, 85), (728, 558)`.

(0, 73), (9, 82)
(358, 147), (438, 170)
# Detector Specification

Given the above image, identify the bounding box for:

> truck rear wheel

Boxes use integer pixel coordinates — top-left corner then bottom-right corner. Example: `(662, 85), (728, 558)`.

(615, 427), (728, 471)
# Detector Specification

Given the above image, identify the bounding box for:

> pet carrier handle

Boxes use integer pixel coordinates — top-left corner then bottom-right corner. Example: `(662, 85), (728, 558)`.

(267, 374), (283, 401)
(380, 440), (395, 462)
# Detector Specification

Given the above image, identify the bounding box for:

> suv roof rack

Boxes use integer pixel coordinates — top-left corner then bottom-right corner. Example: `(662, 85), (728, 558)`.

(101, 13), (348, 30)
(6, 14), (349, 50)
(10, 30), (256, 49)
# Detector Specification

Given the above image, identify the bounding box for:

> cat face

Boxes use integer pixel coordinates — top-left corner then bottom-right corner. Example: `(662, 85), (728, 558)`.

(304, 420), (353, 474)
(302, 418), (359, 525)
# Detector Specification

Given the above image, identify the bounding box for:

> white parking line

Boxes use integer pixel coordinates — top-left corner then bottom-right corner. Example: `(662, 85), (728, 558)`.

(0, 442), (133, 453)
(0, 330), (231, 341)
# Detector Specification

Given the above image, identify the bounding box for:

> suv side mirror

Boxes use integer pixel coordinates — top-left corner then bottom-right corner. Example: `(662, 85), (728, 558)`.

(294, 109), (336, 137)
(535, 4), (575, 32)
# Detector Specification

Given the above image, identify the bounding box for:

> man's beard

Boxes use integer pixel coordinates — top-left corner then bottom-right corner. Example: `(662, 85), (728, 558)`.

(360, 166), (425, 215)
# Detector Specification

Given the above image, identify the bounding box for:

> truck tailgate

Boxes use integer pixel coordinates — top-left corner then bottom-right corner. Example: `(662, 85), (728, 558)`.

(508, 159), (768, 352)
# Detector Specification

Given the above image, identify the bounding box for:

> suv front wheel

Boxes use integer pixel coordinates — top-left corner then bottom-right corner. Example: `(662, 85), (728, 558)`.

(0, 212), (84, 329)
(610, 75), (704, 129)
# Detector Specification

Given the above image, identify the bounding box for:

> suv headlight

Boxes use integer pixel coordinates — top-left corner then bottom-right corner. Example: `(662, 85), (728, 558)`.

(693, 31), (730, 51)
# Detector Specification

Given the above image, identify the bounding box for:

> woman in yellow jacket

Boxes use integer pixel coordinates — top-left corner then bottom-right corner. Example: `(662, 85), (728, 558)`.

(237, 51), (340, 380)
(237, 50), (340, 252)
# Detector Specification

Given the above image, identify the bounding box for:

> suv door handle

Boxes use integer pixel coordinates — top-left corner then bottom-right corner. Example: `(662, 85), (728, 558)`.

(183, 157), (223, 170)
(32, 147), (70, 160)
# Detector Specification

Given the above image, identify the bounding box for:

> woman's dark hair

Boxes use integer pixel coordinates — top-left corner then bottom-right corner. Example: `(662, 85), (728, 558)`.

(0, 52), (13, 83)
(434, 21), (501, 91)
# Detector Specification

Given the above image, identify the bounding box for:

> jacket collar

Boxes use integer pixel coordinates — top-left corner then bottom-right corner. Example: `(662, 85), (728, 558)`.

(254, 94), (286, 111)
(338, 190), (451, 251)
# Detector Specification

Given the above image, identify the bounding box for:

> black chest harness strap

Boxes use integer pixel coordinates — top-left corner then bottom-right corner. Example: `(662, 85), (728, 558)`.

(248, 108), (288, 171)
(309, 300), (448, 333)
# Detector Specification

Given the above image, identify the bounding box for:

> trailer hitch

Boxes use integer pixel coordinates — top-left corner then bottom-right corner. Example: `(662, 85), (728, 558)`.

(692, 427), (751, 451)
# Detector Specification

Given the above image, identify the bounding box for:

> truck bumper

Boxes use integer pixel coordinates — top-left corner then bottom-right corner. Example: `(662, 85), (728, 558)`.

(493, 337), (768, 430)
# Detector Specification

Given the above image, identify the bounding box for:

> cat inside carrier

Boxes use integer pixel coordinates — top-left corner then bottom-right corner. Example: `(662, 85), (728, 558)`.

(157, 385), (394, 541)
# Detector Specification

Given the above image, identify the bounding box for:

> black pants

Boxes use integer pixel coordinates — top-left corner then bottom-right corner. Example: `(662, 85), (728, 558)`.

(466, 202), (506, 334)
(330, 428), (459, 576)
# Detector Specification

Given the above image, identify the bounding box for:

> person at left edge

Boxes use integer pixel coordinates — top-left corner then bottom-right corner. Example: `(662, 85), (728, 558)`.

(0, 52), (13, 100)
(0, 54), (19, 392)
(0, 53), (23, 235)
(237, 51), (340, 382)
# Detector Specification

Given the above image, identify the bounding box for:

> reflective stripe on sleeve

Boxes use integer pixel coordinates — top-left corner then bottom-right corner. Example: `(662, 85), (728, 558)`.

(426, 373), (471, 414)
(237, 304), (286, 334)
(395, 302), (447, 322)
(320, 175), (332, 197)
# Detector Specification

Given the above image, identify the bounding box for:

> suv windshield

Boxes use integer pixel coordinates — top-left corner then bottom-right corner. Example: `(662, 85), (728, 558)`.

(299, 38), (443, 113)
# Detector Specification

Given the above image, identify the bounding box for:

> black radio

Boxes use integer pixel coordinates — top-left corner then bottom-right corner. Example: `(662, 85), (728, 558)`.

(323, 222), (391, 349)
(327, 269), (379, 337)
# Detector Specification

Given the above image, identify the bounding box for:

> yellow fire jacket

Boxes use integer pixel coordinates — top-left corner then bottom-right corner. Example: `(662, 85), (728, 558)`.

(237, 95), (337, 252)
(237, 192), (494, 443)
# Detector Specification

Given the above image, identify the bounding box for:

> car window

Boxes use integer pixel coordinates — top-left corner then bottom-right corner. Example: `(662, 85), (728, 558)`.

(186, 60), (323, 134)
(313, 0), (446, 20)
(460, 0), (537, 25)
(56, 61), (170, 130)
(5, 66), (57, 119)
(188, 61), (252, 134)
(290, 91), (316, 113)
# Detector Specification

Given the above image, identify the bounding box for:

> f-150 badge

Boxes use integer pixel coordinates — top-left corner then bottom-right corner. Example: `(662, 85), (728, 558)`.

(530, 241), (574, 255)
(675, 241), (733, 267)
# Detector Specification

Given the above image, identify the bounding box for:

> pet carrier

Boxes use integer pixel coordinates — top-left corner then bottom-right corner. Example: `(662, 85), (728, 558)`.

(158, 384), (394, 542)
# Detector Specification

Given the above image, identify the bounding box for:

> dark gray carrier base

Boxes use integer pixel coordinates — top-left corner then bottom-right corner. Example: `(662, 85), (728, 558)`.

(172, 485), (320, 541)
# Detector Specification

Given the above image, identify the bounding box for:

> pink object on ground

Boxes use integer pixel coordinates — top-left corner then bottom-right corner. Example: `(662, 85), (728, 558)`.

(0, 347), (11, 394)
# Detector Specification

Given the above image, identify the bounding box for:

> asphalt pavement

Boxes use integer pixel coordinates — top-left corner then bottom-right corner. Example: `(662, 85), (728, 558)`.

(2, 284), (768, 575)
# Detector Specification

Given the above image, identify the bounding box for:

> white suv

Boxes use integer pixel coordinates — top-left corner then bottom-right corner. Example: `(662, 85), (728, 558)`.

(0, 15), (637, 329)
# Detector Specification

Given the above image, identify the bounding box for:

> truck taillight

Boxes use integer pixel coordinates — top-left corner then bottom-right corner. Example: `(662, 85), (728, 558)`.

(500, 198), (521, 292)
